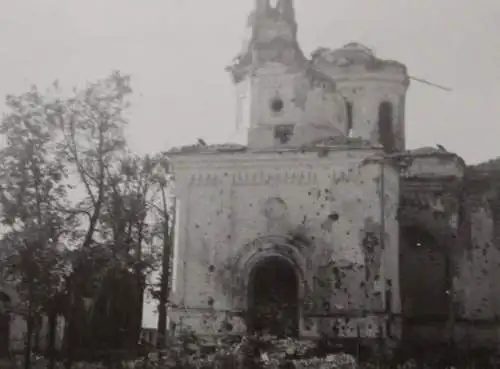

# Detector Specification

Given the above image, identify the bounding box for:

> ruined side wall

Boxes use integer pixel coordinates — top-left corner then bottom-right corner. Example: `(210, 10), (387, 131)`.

(168, 150), (398, 339)
(456, 188), (500, 322)
(443, 187), (500, 347)
(396, 154), (500, 347)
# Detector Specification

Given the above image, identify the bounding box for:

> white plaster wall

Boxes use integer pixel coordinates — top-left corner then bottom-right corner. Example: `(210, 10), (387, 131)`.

(382, 163), (401, 315)
(169, 148), (398, 337)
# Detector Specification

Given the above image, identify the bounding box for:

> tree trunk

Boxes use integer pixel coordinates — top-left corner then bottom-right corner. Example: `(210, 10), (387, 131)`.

(47, 310), (57, 369)
(135, 275), (145, 352)
(157, 187), (172, 350)
(63, 283), (76, 369)
(24, 298), (34, 369)
(156, 241), (169, 349)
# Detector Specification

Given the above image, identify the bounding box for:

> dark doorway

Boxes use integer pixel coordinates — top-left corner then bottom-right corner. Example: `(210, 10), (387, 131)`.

(0, 292), (11, 358)
(247, 256), (299, 337)
(400, 226), (449, 319)
(399, 226), (450, 344)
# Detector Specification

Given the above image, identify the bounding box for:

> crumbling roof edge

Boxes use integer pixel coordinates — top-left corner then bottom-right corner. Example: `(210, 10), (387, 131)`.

(164, 142), (388, 158)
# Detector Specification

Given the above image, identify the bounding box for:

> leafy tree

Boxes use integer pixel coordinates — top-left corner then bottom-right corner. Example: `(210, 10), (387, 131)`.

(0, 71), (173, 367)
(50, 71), (134, 367)
(0, 83), (74, 369)
(86, 153), (165, 354)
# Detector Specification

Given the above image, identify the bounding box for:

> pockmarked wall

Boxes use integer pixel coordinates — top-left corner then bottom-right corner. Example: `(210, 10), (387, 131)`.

(168, 149), (399, 339)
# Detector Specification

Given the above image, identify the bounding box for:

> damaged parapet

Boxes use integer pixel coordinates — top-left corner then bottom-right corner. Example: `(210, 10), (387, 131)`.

(227, 0), (305, 84)
(311, 42), (408, 81)
(311, 43), (410, 153)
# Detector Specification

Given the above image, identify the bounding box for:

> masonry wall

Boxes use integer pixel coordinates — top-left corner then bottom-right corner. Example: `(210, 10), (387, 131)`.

(168, 149), (399, 340)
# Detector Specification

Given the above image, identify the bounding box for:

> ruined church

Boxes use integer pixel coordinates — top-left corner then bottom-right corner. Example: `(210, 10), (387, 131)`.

(166, 0), (500, 350)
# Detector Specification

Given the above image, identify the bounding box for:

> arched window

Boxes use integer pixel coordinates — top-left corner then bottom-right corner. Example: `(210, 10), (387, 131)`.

(0, 292), (11, 358)
(378, 101), (395, 152)
(345, 100), (353, 134)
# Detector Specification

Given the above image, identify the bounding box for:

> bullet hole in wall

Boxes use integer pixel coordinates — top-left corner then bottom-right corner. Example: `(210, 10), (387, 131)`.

(208, 297), (214, 306)
(208, 265), (215, 273)
(328, 213), (339, 222)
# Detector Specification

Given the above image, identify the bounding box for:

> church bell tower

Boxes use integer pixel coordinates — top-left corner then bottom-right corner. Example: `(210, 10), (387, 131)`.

(227, 0), (349, 149)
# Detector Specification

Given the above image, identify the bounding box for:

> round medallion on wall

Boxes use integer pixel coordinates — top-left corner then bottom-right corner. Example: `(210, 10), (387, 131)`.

(262, 197), (288, 221)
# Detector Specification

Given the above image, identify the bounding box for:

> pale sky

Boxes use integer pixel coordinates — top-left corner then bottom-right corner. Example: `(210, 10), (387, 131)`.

(1, 0), (499, 328)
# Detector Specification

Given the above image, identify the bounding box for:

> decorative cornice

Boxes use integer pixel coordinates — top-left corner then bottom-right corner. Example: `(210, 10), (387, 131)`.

(170, 148), (379, 172)
(167, 143), (247, 155)
(166, 137), (380, 157)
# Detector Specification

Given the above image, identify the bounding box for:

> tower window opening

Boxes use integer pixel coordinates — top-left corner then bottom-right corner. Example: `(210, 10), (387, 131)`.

(274, 124), (294, 144)
(378, 101), (395, 153)
(270, 98), (284, 113)
(345, 100), (353, 134)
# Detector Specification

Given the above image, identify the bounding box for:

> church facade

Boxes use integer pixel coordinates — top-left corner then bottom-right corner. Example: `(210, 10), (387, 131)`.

(167, 0), (500, 350)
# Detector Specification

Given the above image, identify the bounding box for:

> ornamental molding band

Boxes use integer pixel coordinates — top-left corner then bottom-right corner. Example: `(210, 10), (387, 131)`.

(188, 173), (222, 187)
(232, 170), (319, 186)
(187, 170), (320, 187)
(186, 162), (377, 187)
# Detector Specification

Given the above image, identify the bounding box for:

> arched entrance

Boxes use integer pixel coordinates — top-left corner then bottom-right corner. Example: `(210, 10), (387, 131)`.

(247, 256), (299, 337)
(0, 292), (11, 358)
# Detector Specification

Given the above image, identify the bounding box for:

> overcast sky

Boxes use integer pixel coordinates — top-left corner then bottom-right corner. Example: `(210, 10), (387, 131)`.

(1, 0), (499, 327)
